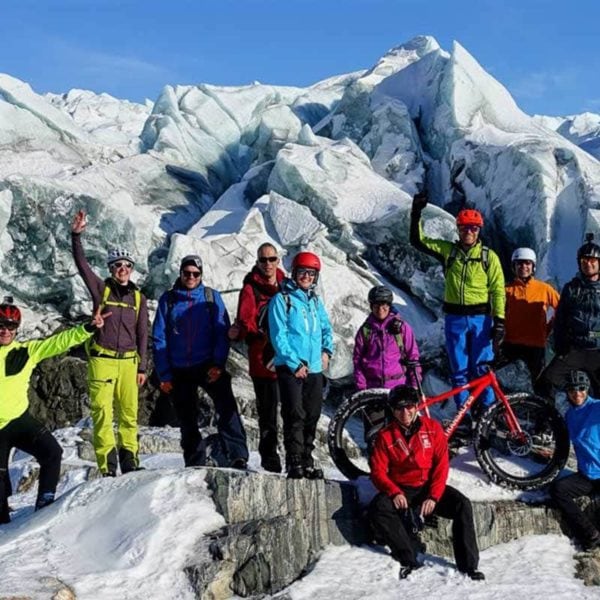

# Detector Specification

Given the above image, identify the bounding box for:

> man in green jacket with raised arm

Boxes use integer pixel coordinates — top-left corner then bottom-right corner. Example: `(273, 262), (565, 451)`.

(410, 192), (505, 411)
(0, 298), (106, 523)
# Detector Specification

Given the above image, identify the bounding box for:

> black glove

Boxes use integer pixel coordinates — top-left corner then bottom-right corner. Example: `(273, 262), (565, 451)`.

(387, 318), (403, 335)
(412, 192), (428, 213)
(492, 317), (505, 350)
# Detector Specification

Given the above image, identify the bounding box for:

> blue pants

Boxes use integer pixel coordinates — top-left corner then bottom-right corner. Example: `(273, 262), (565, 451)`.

(445, 314), (495, 409)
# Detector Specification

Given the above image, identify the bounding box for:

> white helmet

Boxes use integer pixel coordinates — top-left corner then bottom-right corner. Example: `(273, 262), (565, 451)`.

(511, 247), (536, 265)
(107, 247), (135, 267)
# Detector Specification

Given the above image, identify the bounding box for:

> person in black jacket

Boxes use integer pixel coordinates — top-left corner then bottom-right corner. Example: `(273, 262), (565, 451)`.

(538, 234), (600, 398)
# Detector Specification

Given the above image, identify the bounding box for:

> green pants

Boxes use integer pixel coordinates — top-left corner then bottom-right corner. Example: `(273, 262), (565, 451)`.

(88, 356), (139, 473)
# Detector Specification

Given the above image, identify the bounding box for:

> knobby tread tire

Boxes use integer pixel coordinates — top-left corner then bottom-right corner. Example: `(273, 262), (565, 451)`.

(473, 393), (569, 490)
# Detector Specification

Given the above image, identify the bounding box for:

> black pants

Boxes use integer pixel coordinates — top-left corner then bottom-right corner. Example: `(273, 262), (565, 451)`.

(550, 472), (600, 544)
(536, 349), (600, 398)
(502, 342), (546, 382)
(0, 411), (63, 524)
(172, 365), (248, 466)
(276, 367), (323, 468)
(252, 376), (281, 464)
(369, 486), (479, 572)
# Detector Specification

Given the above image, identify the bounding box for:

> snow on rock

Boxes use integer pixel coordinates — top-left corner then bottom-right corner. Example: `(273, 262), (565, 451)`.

(535, 112), (600, 160)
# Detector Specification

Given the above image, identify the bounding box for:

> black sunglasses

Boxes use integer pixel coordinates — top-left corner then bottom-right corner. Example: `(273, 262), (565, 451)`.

(258, 256), (278, 263)
(182, 270), (202, 278)
(566, 385), (588, 393)
(0, 321), (18, 331)
(296, 268), (317, 277)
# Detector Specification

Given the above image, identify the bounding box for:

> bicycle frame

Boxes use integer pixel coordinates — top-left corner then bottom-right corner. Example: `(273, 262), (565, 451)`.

(416, 369), (523, 440)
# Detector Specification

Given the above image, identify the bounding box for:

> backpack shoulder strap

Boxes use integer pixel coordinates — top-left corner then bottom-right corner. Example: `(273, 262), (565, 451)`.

(204, 286), (214, 305)
(445, 245), (460, 274)
(481, 246), (490, 272)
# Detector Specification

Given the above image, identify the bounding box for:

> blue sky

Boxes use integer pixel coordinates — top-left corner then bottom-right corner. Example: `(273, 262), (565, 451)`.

(2, 0), (599, 116)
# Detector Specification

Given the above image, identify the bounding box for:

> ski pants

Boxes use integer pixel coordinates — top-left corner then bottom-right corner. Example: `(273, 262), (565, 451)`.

(172, 364), (248, 467)
(502, 342), (546, 382)
(550, 472), (600, 545)
(0, 411), (63, 524)
(275, 367), (323, 468)
(88, 355), (139, 474)
(252, 376), (281, 465)
(369, 485), (479, 572)
(445, 314), (495, 409)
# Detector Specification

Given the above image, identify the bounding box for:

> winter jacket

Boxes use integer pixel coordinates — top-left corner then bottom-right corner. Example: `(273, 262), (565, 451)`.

(268, 278), (334, 374)
(0, 325), (94, 430)
(565, 396), (600, 480)
(234, 266), (285, 379)
(554, 275), (600, 355)
(410, 214), (505, 318)
(72, 233), (148, 372)
(353, 312), (421, 390)
(505, 277), (560, 348)
(370, 416), (449, 501)
(152, 281), (231, 383)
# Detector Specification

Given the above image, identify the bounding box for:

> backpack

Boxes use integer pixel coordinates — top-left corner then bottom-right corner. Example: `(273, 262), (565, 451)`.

(445, 244), (490, 274)
(360, 317), (405, 357)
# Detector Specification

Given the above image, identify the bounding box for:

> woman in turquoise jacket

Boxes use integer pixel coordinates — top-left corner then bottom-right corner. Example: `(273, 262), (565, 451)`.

(268, 251), (333, 479)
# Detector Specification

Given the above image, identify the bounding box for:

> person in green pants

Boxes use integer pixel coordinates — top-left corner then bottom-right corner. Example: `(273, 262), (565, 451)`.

(0, 298), (107, 523)
(71, 210), (149, 476)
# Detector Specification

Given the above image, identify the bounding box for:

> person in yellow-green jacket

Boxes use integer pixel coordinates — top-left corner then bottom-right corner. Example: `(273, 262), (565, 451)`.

(410, 192), (505, 411)
(71, 210), (148, 477)
(0, 298), (107, 524)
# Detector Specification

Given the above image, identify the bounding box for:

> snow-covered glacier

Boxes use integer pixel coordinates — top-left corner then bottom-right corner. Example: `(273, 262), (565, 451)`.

(1, 36), (600, 378)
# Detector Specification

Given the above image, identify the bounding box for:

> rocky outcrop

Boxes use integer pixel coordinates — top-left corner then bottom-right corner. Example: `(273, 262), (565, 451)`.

(181, 469), (600, 598)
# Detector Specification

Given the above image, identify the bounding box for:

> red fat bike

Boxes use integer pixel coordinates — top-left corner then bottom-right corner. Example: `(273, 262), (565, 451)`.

(327, 362), (569, 490)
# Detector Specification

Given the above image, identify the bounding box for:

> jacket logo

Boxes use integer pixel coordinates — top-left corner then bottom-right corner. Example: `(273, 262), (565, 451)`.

(419, 433), (432, 448)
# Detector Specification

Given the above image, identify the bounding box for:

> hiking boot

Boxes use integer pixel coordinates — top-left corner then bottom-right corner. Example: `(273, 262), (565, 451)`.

(287, 465), (305, 479)
(465, 570), (485, 581)
(119, 448), (141, 474)
(102, 470), (117, 478)
(303, 466), (324, 480)
(261, 455), (282, 473)
(34, 492), (55, 511)
(399, 564), (422, 580)
(230, 458), (248, 470)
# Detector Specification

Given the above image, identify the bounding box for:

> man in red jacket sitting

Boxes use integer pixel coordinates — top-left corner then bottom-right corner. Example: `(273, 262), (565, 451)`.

(369, 385), (484, 581)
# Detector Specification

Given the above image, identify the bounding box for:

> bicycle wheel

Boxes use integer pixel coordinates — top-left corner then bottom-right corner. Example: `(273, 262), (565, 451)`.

(474, 393), (569, 490)
(327, 389), (391, 480)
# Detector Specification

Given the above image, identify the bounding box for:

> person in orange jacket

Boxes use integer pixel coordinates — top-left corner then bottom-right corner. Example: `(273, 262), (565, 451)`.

(368, 385), (484, 581)
(503, 248), (559, 381)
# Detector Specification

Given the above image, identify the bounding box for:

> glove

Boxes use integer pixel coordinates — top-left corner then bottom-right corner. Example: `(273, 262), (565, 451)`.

(160, 381), (173, 395)
(412, 192), (428, 213)
(491, 318), (505, 351)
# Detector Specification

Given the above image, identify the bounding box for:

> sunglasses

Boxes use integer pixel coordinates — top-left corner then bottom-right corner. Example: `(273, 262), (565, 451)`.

(515, 260), (533, 266)
(393, 404), (417, 411)
(296, 268), (317, 277)
(459, 225), (480, 233)
(566, 385), (588, 393)
(258, 256), (278, 264)
(0, 321), (18, 331)
(182, 270), (202, 278)
(111, 261), (133, 270)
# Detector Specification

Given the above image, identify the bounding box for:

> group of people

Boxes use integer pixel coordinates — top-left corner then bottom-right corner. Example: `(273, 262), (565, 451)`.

(1, 202), (600, 586)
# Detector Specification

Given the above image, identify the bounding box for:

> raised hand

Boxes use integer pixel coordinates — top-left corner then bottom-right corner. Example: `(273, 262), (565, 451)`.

(91, 307), (111, 329)
(412, 192), (428, 212)
(72, 210), (87, 234)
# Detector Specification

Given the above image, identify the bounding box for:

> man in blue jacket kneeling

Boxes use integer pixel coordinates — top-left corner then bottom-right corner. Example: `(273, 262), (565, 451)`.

(550, 370), (600, 551)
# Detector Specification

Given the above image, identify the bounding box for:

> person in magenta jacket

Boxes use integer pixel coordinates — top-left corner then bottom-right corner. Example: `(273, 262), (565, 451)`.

(353, 286), (421, 390)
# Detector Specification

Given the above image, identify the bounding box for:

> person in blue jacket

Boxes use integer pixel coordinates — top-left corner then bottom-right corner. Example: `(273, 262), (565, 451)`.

(152, 255), (248, 469)
(550, 370), (600, 550)
(268, 251), (334, 479)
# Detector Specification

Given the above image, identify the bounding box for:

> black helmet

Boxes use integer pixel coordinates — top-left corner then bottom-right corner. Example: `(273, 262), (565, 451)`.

(564, 370), (590, 391)
(577, 233), (600, 262)
(368, 285), (393, 305)
(388, 385), (419, 409)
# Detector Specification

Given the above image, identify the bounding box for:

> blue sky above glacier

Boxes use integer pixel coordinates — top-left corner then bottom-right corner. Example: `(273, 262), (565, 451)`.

(2, 0), (599, 117)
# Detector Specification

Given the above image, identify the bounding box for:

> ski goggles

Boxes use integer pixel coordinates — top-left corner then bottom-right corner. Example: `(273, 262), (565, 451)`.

(296, 268), (317, 277)
(0, 321), (18, 331)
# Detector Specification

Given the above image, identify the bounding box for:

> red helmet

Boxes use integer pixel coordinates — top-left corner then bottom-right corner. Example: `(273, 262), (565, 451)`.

(456, 209), (484, 227)
(0, 302), (21, 325)
(292, 251), (321, 271)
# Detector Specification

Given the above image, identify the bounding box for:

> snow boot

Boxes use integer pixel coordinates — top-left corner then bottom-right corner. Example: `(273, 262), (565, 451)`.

(34, 492), (55, 511)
